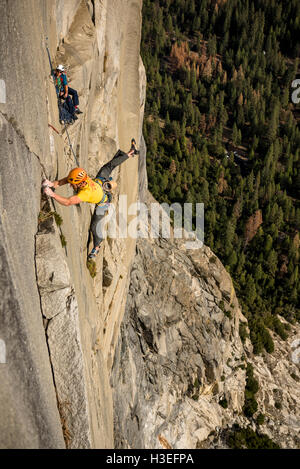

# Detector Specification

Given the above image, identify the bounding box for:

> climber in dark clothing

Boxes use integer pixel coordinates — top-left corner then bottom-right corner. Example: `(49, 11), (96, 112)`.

(54, 65), (82, 119)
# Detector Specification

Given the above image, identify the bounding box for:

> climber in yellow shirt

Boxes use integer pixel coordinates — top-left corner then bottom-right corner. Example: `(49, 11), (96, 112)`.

(75, 175), (107, 205)
(43, 139), (139, 259)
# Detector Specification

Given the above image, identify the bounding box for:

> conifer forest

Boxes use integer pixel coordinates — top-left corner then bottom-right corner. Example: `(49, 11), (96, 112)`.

(141, 0), (300, 353)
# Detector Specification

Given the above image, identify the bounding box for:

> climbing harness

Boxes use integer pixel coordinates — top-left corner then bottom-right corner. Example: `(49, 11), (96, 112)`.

(94, 178), (112, 205)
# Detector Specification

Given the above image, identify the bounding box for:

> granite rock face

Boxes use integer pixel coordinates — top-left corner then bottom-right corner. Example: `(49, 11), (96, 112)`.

(0, 0), (65, 444)
(36, 219), (91, 448)
(0, 0), (144, 448)
(111, 201), (300, 448)
(248, 322), (300, 449)
(111, 220), (247, 449)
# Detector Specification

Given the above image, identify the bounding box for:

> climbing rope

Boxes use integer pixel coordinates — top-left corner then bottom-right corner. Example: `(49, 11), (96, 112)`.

(64, 124), (79, 166)
(45, 37), (53, 74)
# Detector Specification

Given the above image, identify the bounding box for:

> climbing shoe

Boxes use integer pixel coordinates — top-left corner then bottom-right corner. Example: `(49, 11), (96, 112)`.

(75, 107), (83, 114)
(88, 247), (99, 259)
(130, 138), (140, 156)
(72, 114), (78, 121)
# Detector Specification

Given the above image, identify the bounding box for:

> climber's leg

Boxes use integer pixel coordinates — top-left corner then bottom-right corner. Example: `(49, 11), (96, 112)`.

(130, 138), (140, 156)
(64, 94), (76, 117)
(68, 87), (79, 107)
(88, 204), (110, 258)
(96, 150), (129, 180)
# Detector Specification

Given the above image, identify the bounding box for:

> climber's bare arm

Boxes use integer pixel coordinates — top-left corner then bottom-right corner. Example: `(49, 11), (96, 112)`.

(43, 179), (81, 206)
(51, 193), (82, 207)
(52, 177), (68, 189)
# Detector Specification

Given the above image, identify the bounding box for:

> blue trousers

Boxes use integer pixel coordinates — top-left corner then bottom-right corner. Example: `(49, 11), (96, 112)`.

(62, 87), (79, 115)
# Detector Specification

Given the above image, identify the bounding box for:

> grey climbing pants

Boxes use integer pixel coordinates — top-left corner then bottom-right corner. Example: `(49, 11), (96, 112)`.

(91, 203), (110, 247)
(90, 149), (129, 247)
(95, 149), (129, 180)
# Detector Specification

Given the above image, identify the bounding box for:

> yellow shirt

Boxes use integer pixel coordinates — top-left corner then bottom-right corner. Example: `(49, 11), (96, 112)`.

(77, 177), (107, 204)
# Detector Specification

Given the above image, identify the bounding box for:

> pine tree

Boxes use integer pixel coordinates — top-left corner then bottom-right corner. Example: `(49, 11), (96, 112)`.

(267, 102), (280, 143)
(246, 275), (257, 304)
(169, 159), (177, 175)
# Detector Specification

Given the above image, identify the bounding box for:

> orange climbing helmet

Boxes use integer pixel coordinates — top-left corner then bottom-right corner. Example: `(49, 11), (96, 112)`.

(67, 168), (88, 185)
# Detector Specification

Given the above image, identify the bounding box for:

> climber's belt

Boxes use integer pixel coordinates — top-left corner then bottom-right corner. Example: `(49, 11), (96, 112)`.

(94, 178), (108, 205)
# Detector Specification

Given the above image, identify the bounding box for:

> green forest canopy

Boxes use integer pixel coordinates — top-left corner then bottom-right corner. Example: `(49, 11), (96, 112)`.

(141, 0), (300, 354)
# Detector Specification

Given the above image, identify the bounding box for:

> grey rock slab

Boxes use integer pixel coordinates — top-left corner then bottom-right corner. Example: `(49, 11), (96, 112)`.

(0, 119), (64, 448)
(47, 292), (92, 449)
(36, 233), (71, 291)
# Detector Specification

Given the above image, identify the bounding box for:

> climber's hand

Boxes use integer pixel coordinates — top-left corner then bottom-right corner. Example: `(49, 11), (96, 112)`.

(42, 179), (54, 188)
(44, 186), (55, 197)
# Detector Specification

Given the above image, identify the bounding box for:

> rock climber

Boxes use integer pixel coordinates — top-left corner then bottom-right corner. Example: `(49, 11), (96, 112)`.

(54, 64), (83, 120)
(42, 139), (140, 259)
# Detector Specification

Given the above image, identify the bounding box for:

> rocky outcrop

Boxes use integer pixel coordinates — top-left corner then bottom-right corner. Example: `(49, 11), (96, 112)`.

(111, 198), (300, 448)
(248, 321), (300, 449)
(111, 199), (248, 449)
(55, 0), (82, 42)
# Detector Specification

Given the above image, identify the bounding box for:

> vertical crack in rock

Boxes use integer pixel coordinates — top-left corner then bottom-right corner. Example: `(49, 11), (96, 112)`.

(34, 232), (67, 448)
(35, 215), (92, 449)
